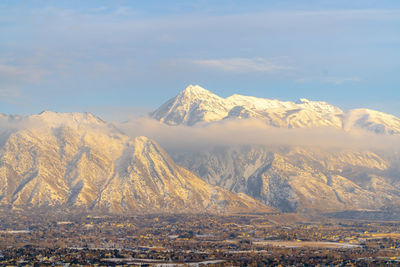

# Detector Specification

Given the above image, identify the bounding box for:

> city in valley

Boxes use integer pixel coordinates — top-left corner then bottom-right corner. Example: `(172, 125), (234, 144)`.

(1, 209), (400, 266)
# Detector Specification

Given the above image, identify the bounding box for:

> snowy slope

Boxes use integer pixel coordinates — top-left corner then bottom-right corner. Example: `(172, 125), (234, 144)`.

(0, 111), (271, 213)
(344, 109), (400, 134)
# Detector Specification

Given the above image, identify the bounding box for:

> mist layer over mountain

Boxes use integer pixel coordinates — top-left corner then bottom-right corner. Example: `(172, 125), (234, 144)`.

(121, 85), (400, 212)
(119, 116), (400, 152)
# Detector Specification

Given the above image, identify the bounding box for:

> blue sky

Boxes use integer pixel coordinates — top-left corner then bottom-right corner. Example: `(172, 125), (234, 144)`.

(0, 0), (399, 120)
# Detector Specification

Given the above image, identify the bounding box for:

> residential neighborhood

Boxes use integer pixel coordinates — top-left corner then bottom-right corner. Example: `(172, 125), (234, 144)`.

(1, 209), (400, 265)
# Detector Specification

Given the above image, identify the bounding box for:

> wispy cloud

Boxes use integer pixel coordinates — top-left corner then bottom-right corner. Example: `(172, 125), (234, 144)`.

(0, 87), (27, 105)
(325, 77), (361, 84)
(0, 4), (398, 114)
(0, 63), (46, 83)
(192, 58), (294, 73)
(296, 76), (361, 85)
(0, 88), (21, 98)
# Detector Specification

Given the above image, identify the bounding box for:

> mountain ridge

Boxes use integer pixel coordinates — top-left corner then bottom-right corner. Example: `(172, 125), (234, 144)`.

(151, 85), (400, 134)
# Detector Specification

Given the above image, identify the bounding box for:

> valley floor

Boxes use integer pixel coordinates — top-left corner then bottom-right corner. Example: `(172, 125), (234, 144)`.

(1, 210), (400, 266)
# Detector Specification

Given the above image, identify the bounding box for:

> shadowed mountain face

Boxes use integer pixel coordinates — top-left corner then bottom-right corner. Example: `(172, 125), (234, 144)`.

(0, 112), (271, 213)
(171, 145), (400, 212)
(151, 85), (400, 212)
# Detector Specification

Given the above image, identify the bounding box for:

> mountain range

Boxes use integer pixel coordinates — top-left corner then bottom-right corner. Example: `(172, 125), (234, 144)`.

(150, 85), (400, 212)
(0, 84), (399, 213)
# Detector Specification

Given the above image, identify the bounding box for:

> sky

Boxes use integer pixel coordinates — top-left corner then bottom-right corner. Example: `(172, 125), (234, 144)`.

(0, 0), (399, 120)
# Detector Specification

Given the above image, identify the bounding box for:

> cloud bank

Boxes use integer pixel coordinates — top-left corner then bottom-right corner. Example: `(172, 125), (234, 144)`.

(117, 117), (400, 152)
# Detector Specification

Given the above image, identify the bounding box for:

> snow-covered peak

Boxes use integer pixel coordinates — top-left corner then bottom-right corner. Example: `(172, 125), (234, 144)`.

(176, 85), (224, 103)
(150, 85), (230, 126)
(180, 84), (213, 96)
(151, 85), (346, 127)
(28, 111), (106, 128)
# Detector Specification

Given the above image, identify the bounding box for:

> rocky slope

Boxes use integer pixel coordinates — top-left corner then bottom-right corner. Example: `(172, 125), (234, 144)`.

(0, 111), (271, 213)
(172, 145), (400, 212)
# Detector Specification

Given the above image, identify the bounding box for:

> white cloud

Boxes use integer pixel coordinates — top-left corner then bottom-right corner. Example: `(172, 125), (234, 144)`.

(192, 58), (294, 73)
(118, 117), (400, 151)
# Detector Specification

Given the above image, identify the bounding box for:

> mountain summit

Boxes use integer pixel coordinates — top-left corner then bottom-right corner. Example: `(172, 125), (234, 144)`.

(150, 85), (230, 126)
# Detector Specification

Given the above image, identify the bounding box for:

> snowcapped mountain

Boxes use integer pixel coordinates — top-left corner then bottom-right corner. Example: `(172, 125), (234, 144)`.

(151, 85), (400, 134)
(1, 85), (399, 214)
(0, 111), (271, 213)
(150, 85), (400, 212)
